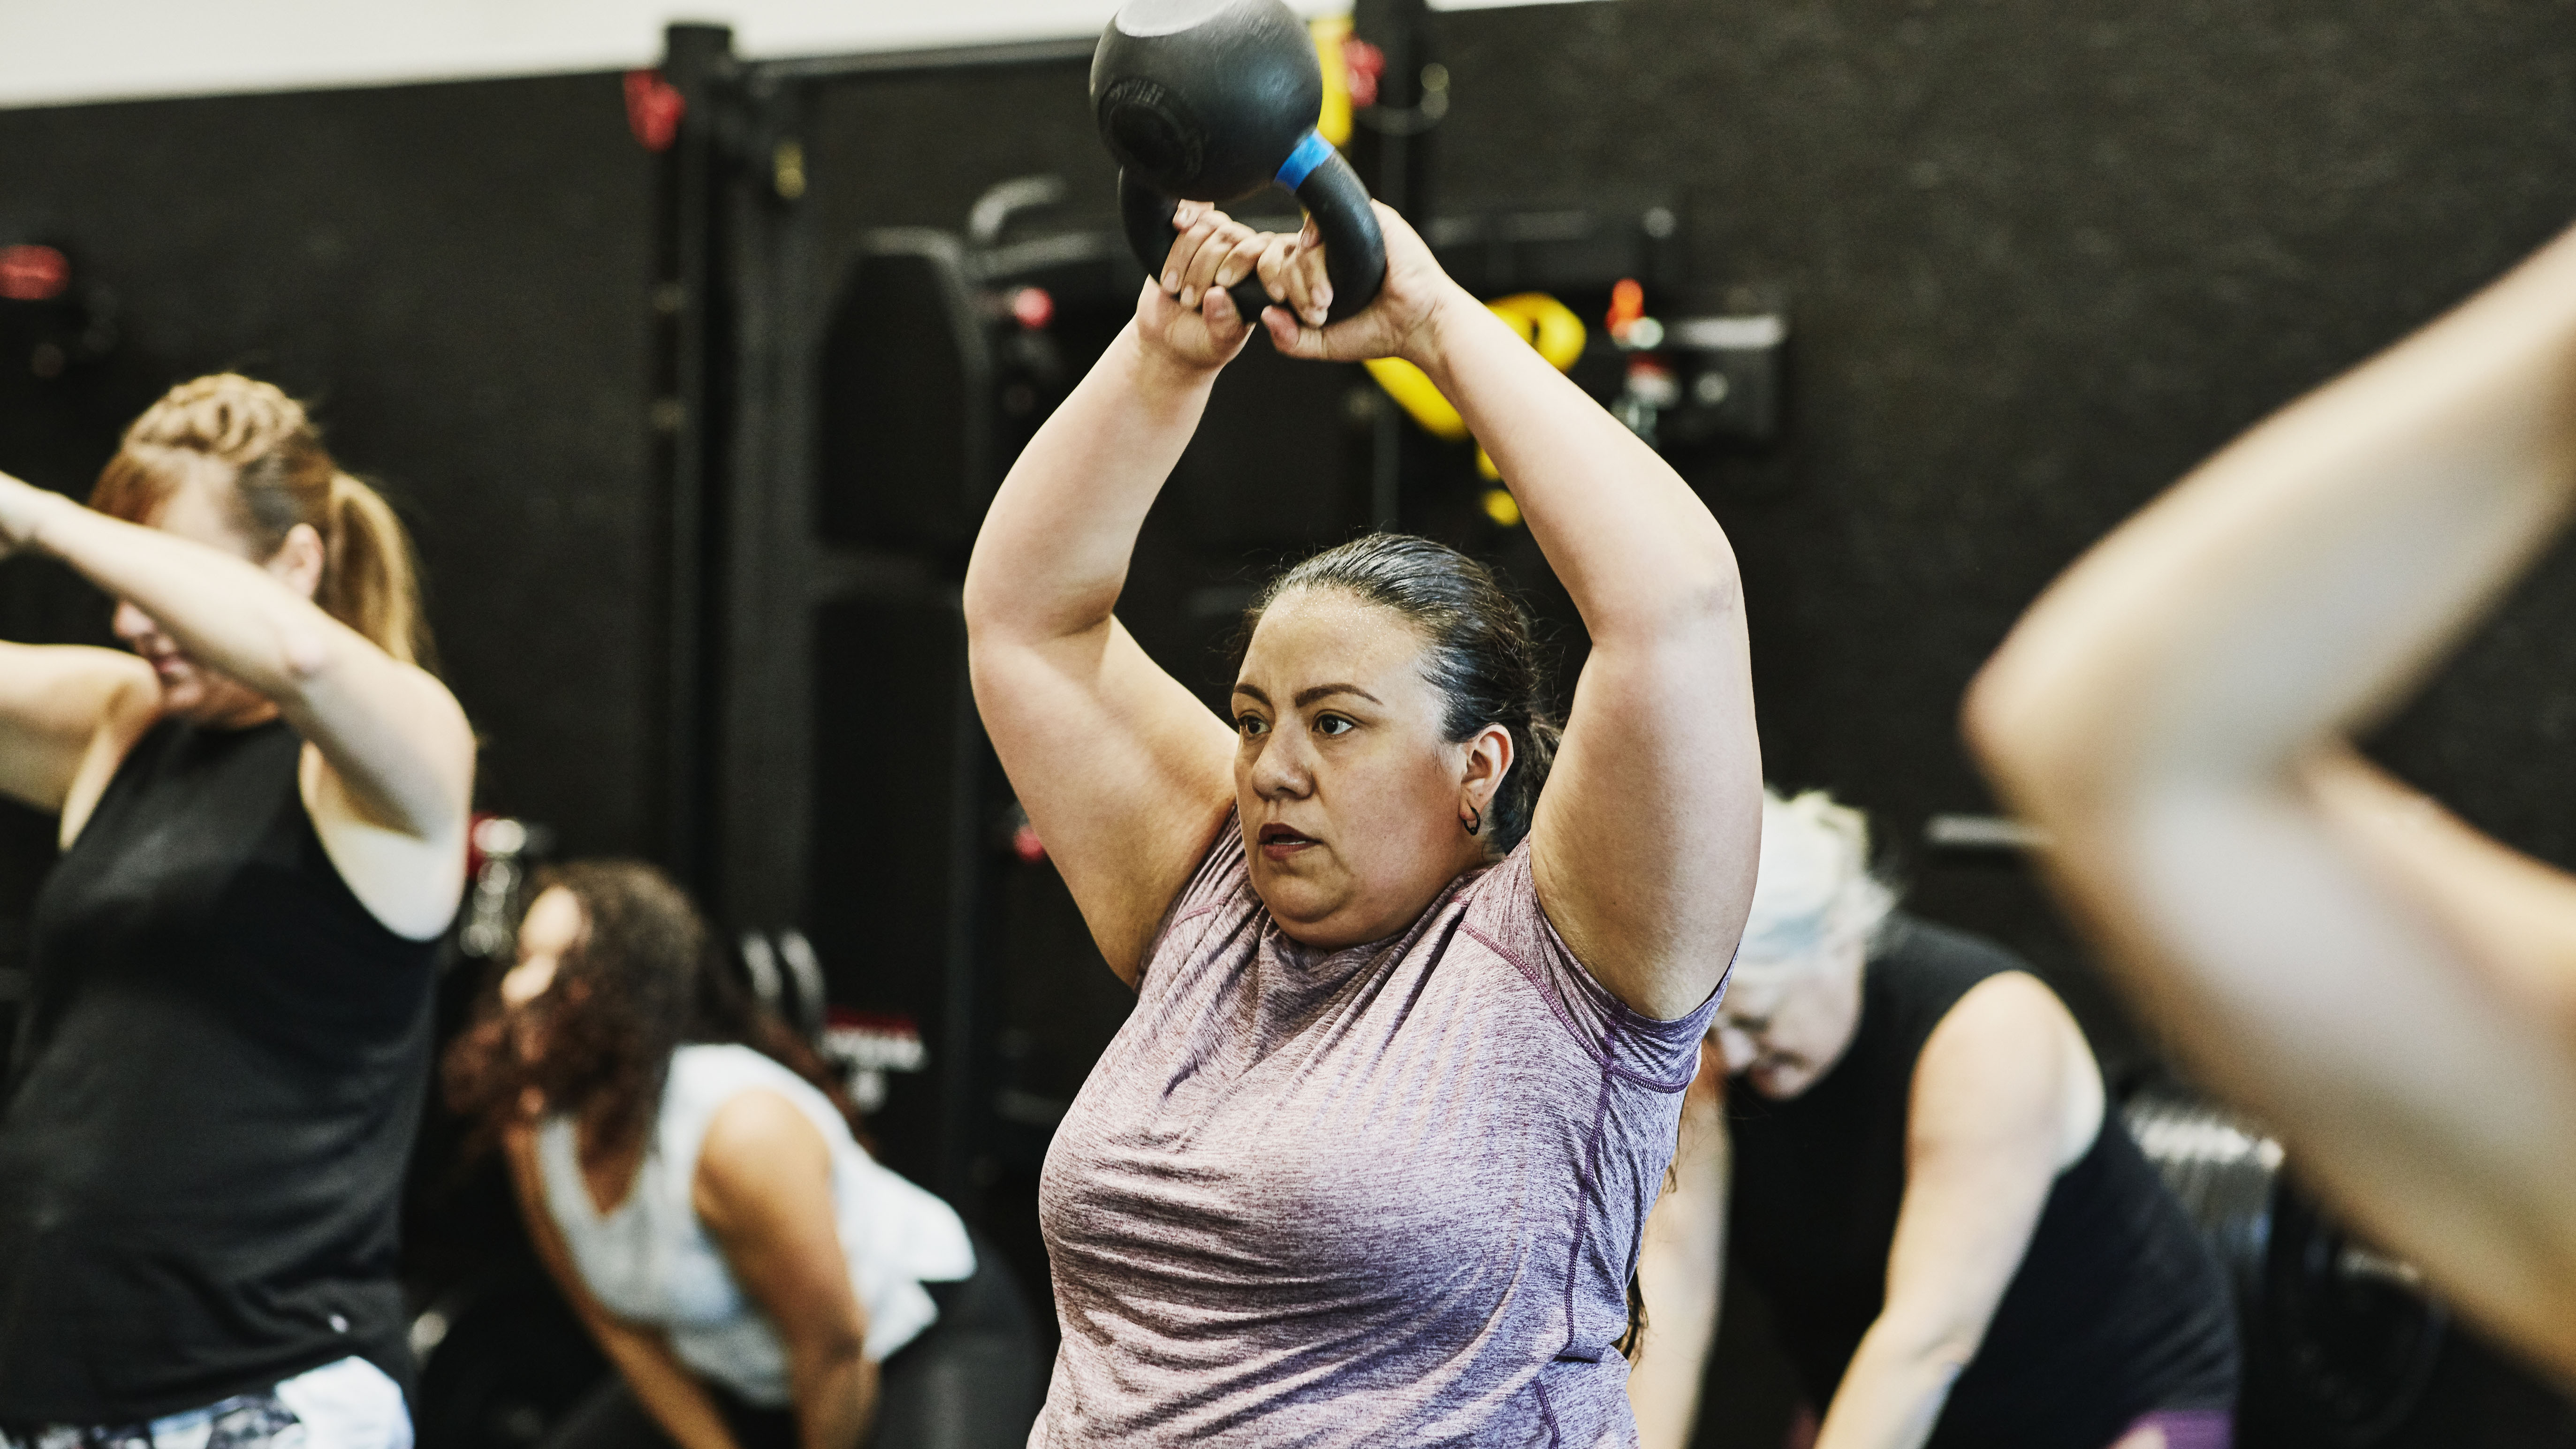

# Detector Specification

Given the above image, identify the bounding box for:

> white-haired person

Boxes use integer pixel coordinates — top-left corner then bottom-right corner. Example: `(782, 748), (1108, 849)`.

(1626, 789), (2239, 1449)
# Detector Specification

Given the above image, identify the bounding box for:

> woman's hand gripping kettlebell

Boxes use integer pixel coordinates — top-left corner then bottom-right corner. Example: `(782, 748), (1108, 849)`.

(1136, 202), (1279, 372)
(1252, 203), (1471, 371)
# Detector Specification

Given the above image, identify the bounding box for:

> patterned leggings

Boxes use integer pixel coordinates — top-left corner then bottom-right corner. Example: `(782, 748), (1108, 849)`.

(0, 1357), (410, 1449)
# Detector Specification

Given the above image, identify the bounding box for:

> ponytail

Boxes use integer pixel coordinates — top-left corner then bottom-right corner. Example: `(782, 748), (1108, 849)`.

(322, 472), (433, 669)
(93, 373), (440, 671)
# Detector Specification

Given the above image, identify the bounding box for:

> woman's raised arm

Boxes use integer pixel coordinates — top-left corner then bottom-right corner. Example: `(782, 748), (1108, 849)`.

(1965, 220), (2576, 1375)
(963, 207), (1279, 982)
(0, 471), (471, 848)
(1263, 208), (1761, 1019)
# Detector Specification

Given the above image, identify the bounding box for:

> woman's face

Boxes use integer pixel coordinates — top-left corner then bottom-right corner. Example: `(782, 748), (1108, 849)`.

(1710, 938), (1867, 1100)
(1231, 589), (1505, 949)
(502, 886), (586, 1015)
(112, 466), (318, 727)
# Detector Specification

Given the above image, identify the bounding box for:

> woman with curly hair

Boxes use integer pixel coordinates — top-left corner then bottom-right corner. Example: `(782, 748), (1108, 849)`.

(0, 374), (472, 1447)
(446, 860), (1040, 1449)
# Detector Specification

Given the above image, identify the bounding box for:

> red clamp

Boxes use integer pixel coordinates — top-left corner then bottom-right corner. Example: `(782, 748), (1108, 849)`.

(624, 70), (686, 153)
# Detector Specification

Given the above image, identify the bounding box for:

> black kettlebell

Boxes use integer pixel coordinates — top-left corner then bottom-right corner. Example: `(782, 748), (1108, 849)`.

(1092, 0), (1387, 325)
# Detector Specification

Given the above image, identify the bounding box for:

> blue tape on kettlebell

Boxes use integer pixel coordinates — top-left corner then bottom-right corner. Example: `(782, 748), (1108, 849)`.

(1275, 130), (1335, 191)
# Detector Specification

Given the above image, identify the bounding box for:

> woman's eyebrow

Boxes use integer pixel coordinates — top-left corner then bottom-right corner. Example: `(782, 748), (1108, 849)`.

(1293, 683), (1382, 708)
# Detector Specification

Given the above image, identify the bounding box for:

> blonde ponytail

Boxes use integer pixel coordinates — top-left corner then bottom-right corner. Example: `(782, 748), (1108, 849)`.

(92, 374), (439, 670)
(321, 472), (432, 669)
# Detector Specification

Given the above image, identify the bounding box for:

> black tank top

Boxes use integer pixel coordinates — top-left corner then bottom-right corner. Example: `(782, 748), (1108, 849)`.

(0, 719), (438, 1422)
(1727, 917), (2238, 1448)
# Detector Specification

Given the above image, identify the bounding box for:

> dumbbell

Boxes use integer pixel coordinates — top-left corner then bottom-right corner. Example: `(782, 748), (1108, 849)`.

(1091, 0), (1387, 324)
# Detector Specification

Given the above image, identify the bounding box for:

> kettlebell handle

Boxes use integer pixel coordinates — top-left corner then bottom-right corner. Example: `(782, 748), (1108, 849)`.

(1119, 132), (1387, 326)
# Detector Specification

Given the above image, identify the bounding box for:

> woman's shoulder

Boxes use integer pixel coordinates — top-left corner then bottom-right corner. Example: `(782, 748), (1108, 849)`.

(1136, 807), (1261, 982)
(669, 1043), (829, 1111)
(1166, 807), (1254, 922)
(663, 1046), (844, 1150)
(1874, 916), (2046, 1010)
(1451, 841), (1718, 1083)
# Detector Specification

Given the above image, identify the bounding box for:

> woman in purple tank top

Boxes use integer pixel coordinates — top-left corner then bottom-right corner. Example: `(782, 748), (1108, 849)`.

(961, 198), (1760, 1447)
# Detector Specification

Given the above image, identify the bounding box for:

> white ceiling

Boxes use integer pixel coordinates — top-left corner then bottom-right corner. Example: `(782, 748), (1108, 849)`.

(0, 0), (1589, 111)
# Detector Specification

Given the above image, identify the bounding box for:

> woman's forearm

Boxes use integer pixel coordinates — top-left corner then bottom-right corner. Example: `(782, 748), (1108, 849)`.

(1963, 223), (2576, 1373)
(599, 1329), (742, 1449)
(792, 1351), (876, 1449)
(962, 323), (1219, 645)
(1413, 298), (1740, 645)
(1811, 1326), (1965, 1449)
(10, 483), (470, 838)
(10, 485), (343, 701)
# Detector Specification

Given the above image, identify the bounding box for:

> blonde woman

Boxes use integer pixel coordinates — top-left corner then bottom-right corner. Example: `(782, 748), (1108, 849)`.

(1628, 790), (2237, 1449)
(0, 376), (472, 1449)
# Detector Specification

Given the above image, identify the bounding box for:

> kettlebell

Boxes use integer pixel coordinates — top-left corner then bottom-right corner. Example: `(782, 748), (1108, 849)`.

(1092, 0), (1387, 325)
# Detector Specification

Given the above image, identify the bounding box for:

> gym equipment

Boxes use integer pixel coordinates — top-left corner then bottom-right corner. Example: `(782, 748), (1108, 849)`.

(818, 231), (994, 554)
(457, 814), (551, 961)
(2123, 1091), (2449, 1446)
(1366, 291), (1585, 483)
(1091, 0), (1385, 323)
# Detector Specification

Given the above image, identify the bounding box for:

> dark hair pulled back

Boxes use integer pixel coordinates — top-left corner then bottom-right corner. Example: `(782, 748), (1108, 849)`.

(441, 859), (863, 1168)
(1238, 532), (1562, 853)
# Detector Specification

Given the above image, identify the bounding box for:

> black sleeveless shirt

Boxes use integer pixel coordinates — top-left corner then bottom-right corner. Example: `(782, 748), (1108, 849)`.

(0, 719), (439, 1422)
(1727, 917), (2237, 1448)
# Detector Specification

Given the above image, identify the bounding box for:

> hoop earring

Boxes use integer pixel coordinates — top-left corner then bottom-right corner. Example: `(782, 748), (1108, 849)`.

(1463, 803), (1483, 837)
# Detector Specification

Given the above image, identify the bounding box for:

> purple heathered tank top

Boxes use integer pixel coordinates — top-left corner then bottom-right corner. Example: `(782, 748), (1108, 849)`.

(1032, 812), (1723, 1447)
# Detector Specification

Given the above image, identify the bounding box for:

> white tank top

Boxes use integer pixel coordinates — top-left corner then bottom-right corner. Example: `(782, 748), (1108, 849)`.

(536, 1043), (976, 1405)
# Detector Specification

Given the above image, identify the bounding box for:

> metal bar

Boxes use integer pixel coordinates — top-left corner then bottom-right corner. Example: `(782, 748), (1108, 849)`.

(656, 22), (737, 891)
(1922, 813), (2052, 854)
(749, 35), (1095, 85)
(712, 77), (810, 930)
(1353, 0), (1434, 531)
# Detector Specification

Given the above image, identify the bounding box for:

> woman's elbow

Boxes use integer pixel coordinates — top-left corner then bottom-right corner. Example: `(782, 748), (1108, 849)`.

(1960, 623), (2132, 827)
(960, 557), (1013, 641)
(1682, 542), (1746, 625)
(791, 1320), (871, 1392)
(1960, 649), (2054, 803)
(1865, 1309), (1986, 1384)
(1608, 538), (1745, 647)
